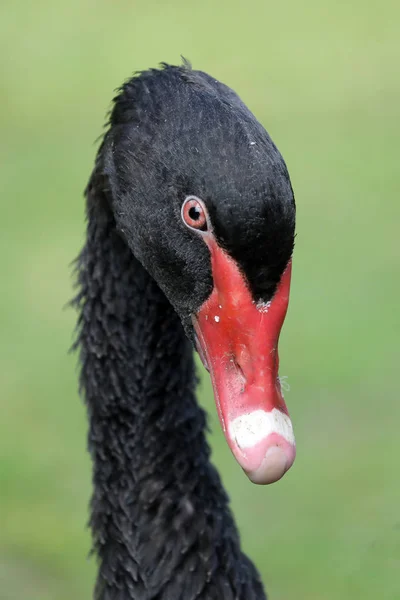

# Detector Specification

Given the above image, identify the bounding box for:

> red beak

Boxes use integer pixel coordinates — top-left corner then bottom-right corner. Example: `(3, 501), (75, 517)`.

(193, 237), (295, 485)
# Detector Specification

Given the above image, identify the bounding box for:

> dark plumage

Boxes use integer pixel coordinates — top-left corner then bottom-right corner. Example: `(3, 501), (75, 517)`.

(74, 62), (296, 599)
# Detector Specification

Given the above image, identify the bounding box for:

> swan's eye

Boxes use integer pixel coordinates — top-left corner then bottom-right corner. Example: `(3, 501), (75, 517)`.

(181, 197), (208, 232)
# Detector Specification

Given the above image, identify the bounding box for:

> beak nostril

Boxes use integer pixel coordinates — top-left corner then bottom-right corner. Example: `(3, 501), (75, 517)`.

(234, 344), (253, 382)
(233, 357), (246, 381)
(227, 354), (247, 392)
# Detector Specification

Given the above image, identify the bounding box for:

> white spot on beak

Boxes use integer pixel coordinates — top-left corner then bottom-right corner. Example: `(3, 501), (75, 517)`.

(229, 409), (295, 449)
(214, 315), (220, 323)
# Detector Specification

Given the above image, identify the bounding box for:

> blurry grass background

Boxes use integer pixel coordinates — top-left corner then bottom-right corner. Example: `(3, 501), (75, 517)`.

(1, 1), (399, 599)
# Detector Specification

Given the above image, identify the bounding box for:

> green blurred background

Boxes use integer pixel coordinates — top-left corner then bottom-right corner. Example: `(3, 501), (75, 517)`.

(1, 1), (399, 599)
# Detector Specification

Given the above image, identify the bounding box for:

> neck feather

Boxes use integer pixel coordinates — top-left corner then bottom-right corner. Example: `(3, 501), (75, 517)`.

(74, 170), (266, 600)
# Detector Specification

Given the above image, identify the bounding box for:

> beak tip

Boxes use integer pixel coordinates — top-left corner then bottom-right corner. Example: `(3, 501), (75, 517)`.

(244, 445), (295, 485)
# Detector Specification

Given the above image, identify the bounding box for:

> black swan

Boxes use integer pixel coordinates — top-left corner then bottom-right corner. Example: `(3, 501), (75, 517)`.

(74, 62), (296, 600)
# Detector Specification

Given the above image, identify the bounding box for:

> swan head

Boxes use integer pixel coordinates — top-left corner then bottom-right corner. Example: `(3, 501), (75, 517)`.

(102, 63), (296, 484)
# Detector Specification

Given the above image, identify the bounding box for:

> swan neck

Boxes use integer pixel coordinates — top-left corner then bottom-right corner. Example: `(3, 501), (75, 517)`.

(74, 192), (264, 599)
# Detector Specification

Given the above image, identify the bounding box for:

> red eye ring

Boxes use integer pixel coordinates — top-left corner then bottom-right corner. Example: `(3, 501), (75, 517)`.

(181, 196), (208, 232)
